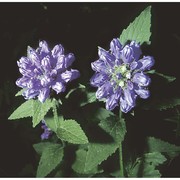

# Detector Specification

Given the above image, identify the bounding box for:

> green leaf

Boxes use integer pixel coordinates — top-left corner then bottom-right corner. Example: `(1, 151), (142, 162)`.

(99, 116), (126, 142)
(33, 142), (54, 155)
(72, 143), (118, 174)
(146, 69), (156, 74)
(8, 99), (34, 120)
(147, 70), (176, 83)
(140, 165), (161, 177)
(45, 116), (64, 133)
(54, 170), (63, 177)
(147, 137), (180, 159)
(143, 97), (180, 111)
(94, 107), (114, 122)
(72, 149), (103, 175)
(64, 83), (97, 107)
(120, 6), (151, 45)
(85, 143), (118, 172)
(143, 152), (167, 166)
(45, 117), (57, 132)
(127, 152), (166, 177)
(155, 71), (176, 83)
(110, 170), (121, 177)
(9, 98), (53, 126)
(15, 89), (26, 96)
(32, 99), (53, 127)
(57, 119), (88, 144)
(36, 143), (64, 177)
(65, 83), (85, 99)
(80, 91), (97, 107)
(166, 110), (180, 137)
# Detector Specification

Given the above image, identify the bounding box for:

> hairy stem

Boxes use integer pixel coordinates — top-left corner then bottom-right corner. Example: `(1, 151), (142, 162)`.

(119, 109), (124, 177)
(53, 99), (60, 129)
(119, 143), (124, 177)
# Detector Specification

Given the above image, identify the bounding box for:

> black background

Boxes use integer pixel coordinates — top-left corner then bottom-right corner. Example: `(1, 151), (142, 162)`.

(0, 3), (180, 177)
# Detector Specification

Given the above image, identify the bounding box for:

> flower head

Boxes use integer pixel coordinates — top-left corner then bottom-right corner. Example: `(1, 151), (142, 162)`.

(90, 38), (154, 113)
(16, 40), (80, 102)
(41, 120), (52, 140)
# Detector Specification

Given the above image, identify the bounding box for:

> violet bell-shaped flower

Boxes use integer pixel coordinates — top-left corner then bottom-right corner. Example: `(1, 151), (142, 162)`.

(16, 40), (80, 103)
(41, 120), (52, 140)
(90, 38), (154, 113)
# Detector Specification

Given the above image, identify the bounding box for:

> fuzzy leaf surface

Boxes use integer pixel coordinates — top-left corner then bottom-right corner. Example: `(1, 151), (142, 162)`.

(57, 119), (88, 144)
(32, 99), (53, 127)
(15, 89), (26, 96)
(79, 143), (119, 172)
(9, 99), (34, 120)
(72, 149), (102, 175)
(99, 116), (126, 142)
(36, 143), (64, 177)
(147, 137), (180, 159)
(120, 6), (151, 45)
(45, 116), (64, 133)
(127, 152), (166, 177)
(33, 142), (54, 155)
(80, 91), (97, 107)
(94, 107), (114, 122)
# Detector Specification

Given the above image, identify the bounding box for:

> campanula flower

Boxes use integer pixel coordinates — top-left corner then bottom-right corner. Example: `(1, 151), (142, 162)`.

(16, 40), (80, 102)
(41, 120), (52, 140)
(90, 38), (154, 113)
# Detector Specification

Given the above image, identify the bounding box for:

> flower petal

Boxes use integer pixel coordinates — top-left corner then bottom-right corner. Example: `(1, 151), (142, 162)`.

(38, 88), (50, 103)
(51, 44), (64, 58)
(40, 75), (52, 87)
(38, 40), (50, 57)
(135, 88), (150, 99)
(52, 82), (66, 94)
(17, 57), (32, 69)
(132, 72), (151, 86)
(96, 82), (113, 99)
(16, 77), (29, 88)
(123, 88), (136, 107)
(27, 46), (40, 67)
(19, 67), (35, 77)
(23, 89), (39, 99)
(121, 45), (133, 63)
(138, 56), (155, 71)
(41, 120), (52, 140)
(120, 96), (133, 113)
(130, 41), (142, 61)
(105, 88), (121, 110)
(90, 73), (109, 87)
(91, 59), (107, 73)
(98, 47), (115, 66)
(56, 55), (65, 70)
(61, 69), (80, 83)
(110, 38), (122, 59)
(130, 61), (142, 71)
(64, 53), (75, 68)
(41, 56), (51, 71)
(56, 54), (75, 70)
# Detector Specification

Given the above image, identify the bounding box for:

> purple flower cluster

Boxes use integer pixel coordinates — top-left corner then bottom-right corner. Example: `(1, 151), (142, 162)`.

(90, 39), (154, 113)
(16, 41), (80, 103)
(41, 120), (52, 140)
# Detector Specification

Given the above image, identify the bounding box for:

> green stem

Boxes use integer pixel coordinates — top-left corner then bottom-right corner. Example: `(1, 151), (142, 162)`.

(53, 99), (60, 129)
(119, 109), (124, 177)
(119, 143), (124, 177)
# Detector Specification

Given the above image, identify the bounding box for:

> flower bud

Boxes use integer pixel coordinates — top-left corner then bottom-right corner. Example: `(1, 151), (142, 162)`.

(132, 72), (151, 86)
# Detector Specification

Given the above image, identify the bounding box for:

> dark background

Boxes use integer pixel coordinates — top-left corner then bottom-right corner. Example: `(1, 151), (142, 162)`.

(0, 2), (180, 177)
